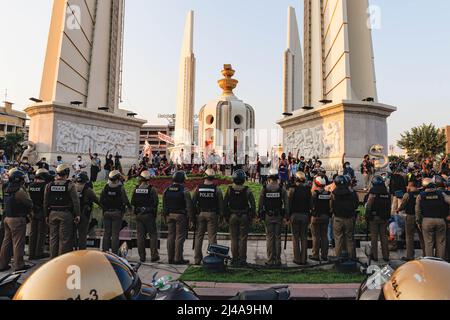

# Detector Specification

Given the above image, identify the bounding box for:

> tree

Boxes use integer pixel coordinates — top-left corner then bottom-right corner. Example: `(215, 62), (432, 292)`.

(397, 124), (447, 161)
(0, 133), (25, 161)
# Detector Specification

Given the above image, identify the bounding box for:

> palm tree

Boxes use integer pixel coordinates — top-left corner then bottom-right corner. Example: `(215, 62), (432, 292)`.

(0, 133), (25, 161)
(397, 124), (446, 161)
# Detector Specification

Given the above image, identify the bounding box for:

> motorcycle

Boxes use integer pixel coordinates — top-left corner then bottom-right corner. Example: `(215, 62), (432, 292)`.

(0, 270), (26, 300)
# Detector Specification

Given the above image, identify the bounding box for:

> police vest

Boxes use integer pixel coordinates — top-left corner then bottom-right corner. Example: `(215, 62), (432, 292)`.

(132, 185), (155, 209)
(406, 191), (420, 216)
(228, 186), (249, 212)
(4, 186), (29, 218)
(48, 181), (72, 211)
(263, 187), (283, 213)
(371, 192), (391, 219)
(164, 184), (186, 213)
(103, 185), (125, 211)
(420, 191), (448, 219)
(313, 190), (331, 217)
(332, 189), (356, 218)
(197, 184), (218, 211)
(29, 182), (46, 208)
(291, 185), (311, 214)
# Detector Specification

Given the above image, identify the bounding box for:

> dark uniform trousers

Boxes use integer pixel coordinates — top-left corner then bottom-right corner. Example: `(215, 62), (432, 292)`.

(167, 213), (188, 263)
(102, 211), (123, 254)
(229, 213), (250, 263)
(49, 211), (74, 258)
(369, 217), (389, 260)
(422, 218), (446, 259)
(333, 217), (355, 259)
(136, 213), (158, 260)
(29, 209), (47, 258)
(291, 213), (309, 264)
(74, 212), (90, 250)
(311, 215), (329, 260)
(265, 215), (283, 264)
(194, 212), (218, 264)
(404, 214), (424, 259)
(0, 217), (27, 271)
(446, 221), (450, 262)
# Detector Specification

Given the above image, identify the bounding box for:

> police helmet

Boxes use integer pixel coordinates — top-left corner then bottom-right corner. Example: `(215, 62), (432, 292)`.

(434, 175), (446, 189)
(139, 171), (152, 181)
(314, 176), (327, 188)
(232, 169), (246, 185)
(75, 172), (90, 184)
(173, 171), (187, 184)
(295, 172), (306, 183)
(205, 169), (216, 180)
(109, 170), (122, 181)
(422, 178), (436, 189)
(383, 258), (450, 300)
(7, 167), (18, 176)
(13, 251), (144, 300)
(9, 170), (26, 184)
(334, 175), (347, 187)
(268, 169), (279, 181)
(372, 175), (385, 187)
(56, 164), (71, 177)
(35, 168), (51, 182)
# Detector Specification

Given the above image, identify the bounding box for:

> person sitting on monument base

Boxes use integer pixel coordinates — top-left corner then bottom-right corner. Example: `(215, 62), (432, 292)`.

(192, 169), (224, 265)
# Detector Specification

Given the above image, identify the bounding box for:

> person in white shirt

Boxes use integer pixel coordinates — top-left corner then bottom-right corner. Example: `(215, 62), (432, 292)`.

(72, 156), (87, 174)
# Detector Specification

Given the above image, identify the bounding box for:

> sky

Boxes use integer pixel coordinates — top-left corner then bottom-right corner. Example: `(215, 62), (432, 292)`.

(0, 0), (449, 152)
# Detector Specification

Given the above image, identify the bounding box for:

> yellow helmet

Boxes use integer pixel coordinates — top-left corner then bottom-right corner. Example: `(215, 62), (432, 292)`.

(205, 169), (216, 179)
(8, 167), (18, 176)
(295, 172), (306, 182)
(383, 258), (450, 300)
(14, 251), (142, 300)
(56, 164), (71, 175)
(139, 171), (151, 181)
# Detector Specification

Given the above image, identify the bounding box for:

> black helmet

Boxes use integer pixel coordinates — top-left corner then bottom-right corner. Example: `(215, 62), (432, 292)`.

(108, 170), (122, 181)
(173, 171), (187, 184)
(434, 175), (445, 189)
(35, 169), (51, 182)
(334, 175), (347, 187)
(9, 170), (26, 184)
(232, 169), (246, 185)
(372, 175), (385, 186)
(75, 172), (90, 184)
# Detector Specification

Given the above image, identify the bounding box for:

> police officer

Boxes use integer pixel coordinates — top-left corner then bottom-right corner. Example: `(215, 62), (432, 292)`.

(258, 169), (289, 267)
(415, 178), (448, 259)
(444, 178), (450, 261)
(44, 164), (81, 259)
(192, 169), (224, 265)
(0, 171), (33, 271)
(398, 181), (423, 261)
(330, 175), (359, 259)
(28, 168), (51, 260)
(224, 169), (256, 267)
(100, 170), (131, 255)
(74, 172), (101, 251)
(131, 171), (159, 263)
(288, 171), (311, 265)
(310, 176), (331, 262)
(163, 171), (193, 265)
(365, 176), (391, 262)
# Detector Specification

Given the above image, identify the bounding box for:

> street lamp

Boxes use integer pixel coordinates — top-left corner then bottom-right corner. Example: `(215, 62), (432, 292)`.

(29, 97), (43, 103)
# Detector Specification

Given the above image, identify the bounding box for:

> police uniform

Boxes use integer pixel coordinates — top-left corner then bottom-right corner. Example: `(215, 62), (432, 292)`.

(288, 183), (311, 265)
(365, 186), (391, 261)
(398, 190), (423, 260)
(44, 179), (81, 258)
(74, 183), (101, 250)
(100, 182), (131, 255)
(224, 184), (256, 265)
(311, 189), (332, 261)
(192, 182), (223, 265)
(0, 184), (33, 271)
(330, 187), (359, 259)
(258, 182), (289, 266)
(131, 183), (159, 262)
(28, 180), (48, 259)
(163, 183), (193, 264)
(416, 189), (448, 259)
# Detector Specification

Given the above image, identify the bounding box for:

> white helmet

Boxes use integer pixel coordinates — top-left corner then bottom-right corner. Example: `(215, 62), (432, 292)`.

(314, 176), (327, 188)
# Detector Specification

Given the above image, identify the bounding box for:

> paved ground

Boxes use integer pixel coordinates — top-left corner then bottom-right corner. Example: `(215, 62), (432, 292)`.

(0, 239), (419, 300)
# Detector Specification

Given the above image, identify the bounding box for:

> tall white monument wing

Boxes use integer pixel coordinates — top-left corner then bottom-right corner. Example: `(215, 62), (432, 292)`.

(283, 6), (303, 115)
(174, 10), (196, 147)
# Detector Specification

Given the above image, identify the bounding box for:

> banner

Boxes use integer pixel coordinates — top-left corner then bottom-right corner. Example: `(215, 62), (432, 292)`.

(158, 132), (175, 145)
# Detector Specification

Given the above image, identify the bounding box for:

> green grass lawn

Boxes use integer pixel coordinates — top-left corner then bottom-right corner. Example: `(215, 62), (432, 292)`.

(180, 266), (365, 284)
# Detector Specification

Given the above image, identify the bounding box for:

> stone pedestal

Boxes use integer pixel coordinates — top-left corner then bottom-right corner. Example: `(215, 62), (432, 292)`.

(25, 103), (146, 172)
(277, 101), (396, 184)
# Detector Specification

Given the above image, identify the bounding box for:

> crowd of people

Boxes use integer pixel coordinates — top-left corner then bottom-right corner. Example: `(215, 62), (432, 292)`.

(0, 148), (449, 272)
